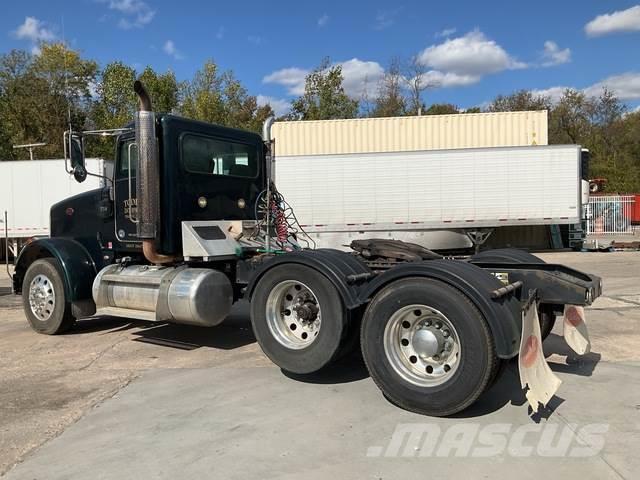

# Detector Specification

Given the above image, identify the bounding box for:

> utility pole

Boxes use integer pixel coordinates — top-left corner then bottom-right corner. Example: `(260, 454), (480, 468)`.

(12, 143), (47, 160)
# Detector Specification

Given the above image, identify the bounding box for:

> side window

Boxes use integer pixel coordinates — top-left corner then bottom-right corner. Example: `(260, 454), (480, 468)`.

(117, 139), (138, 179)
(182, 134), (257, 178)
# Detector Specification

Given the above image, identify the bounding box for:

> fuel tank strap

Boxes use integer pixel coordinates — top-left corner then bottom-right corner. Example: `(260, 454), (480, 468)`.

(155, 265), (187, 321)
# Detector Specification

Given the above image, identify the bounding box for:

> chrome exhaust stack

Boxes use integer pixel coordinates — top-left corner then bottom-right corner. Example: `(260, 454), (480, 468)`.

(133, 80), (178, 264)
(133, 80), (158, 240)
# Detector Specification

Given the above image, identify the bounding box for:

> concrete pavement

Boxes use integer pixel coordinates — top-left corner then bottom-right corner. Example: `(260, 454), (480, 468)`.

(4, 360), (639, 480)
(2, 251), (640, 478)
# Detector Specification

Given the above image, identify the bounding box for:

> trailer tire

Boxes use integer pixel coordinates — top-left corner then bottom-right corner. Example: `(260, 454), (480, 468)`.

(22, 258), (75, 335)
(471, 248), (556, 340)
(361, 277), (497, 417)
(250, 264), (348, 374)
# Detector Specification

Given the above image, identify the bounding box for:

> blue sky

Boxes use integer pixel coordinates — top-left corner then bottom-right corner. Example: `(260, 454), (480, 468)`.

(2, 0), (640, 115)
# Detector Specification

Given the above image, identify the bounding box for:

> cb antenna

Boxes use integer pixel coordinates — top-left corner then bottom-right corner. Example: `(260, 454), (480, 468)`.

(62, 15), (72, 134)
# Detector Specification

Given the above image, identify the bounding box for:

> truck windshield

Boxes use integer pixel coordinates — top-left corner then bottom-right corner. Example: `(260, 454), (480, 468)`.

(182, 134), (257, 178)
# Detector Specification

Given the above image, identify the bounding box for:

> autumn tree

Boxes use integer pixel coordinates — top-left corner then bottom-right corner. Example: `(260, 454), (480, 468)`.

(487, 90), (551, 113)
(371, 58), (406, 118)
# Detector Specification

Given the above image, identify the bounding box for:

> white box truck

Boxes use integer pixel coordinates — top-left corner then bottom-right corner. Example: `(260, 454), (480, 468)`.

(1, 158), (106, 258)
(271, 113), (588, 251)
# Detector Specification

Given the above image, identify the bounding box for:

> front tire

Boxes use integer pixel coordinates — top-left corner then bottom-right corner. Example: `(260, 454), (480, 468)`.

(250, 264), (349, 374)
(361, 278), (497, 417)
(22, 258), (75, 335)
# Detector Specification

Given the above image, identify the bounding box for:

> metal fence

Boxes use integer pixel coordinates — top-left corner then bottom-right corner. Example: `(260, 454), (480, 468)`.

(586, 195), (636, 235)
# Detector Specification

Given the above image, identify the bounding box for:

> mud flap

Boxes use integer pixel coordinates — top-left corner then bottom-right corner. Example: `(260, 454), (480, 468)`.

(518, 297), (562, 413)
(563, 305), (591, 355)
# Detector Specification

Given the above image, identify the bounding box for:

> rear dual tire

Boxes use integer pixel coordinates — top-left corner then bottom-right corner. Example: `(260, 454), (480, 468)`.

(250, 264), (351, 374)
(361, 278), (498, 417)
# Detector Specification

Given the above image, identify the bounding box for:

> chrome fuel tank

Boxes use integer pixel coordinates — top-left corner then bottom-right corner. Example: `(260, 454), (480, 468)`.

(92, 264), (232, 326)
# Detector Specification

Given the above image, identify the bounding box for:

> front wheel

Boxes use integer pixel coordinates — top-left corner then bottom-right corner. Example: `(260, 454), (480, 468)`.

(22, 258), (75, 335)
(361, 278), (497, 417)
(250, 264), (349, 374)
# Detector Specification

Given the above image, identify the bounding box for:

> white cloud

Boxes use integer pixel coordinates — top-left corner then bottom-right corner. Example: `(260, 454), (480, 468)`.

(163, 40), (183, 60)
(435, 27), (457, 38)
(257, 95), (291, 117)
(339, 58), (385, 98)
(530, 86), (570, 103)
(530, 72), (640, 105)
(418, 30), (526, 77)
(374, 9), (400, 30)
(263, 59), (385, 99)
(318, 14), (329, 27)
(541, 41), (571, 67)
(418, 70), (481, 88)
(583, 72), (640, 100)
(585, 5), (640, 37)
(100, 0), (156, 29)
(13, 16), (56, 43)
(263, 67), (309, 96)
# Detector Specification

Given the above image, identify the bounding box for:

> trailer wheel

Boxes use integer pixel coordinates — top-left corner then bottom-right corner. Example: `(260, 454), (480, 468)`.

(470, 248), (556, 340)
(22, 258), (75, 335)
(361, 278), (497, 416)
(250, 264), (348, 374)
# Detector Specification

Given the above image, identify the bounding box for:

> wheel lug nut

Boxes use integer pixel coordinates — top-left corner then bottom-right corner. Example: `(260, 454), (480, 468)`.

(443, 330), (450, 337)
(433, 354), (440, 361)
(435, 322), (442, 329)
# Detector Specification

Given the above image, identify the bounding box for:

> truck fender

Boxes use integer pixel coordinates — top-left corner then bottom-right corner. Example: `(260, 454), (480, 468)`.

(13, 238), (100, 312)
(245, 249), (371, 310)
(360, 259), (522, 359)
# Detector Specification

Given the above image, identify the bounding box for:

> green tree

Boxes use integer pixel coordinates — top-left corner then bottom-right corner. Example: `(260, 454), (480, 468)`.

(180, 60), (273, 132)
(0, 43), (97, 160)
(425, 103), (459, 115)
(290, 58), (358, 120)
(138, 66), (179, 113)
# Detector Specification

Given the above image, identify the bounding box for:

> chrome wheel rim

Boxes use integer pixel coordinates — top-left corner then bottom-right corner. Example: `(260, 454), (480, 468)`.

(28, 274), (56, 322)
(383, 304), (460, 386)
(265, 280), (321, 349)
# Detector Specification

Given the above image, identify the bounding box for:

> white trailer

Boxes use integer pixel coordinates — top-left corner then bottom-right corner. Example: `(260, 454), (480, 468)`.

(274, 145), (587, 251)
(1, 158), (105, 257)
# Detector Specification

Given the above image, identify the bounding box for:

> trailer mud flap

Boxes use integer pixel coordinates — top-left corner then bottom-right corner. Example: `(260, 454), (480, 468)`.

(518, 299), (561, 413)
(563, 305), (591, 355)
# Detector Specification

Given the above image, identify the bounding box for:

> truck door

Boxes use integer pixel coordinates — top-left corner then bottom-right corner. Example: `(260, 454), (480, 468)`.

(113, 138), (140, 242)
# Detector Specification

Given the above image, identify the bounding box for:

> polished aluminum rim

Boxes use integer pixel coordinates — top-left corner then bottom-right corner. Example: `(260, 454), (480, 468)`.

(265, 280), (321, 349)
(28, 274), (56, 322)
(383, 304), (460, 386)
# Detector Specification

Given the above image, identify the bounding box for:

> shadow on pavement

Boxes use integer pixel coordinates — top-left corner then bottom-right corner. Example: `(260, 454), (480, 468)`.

(544, 333), (602, 377)
(282, 353), (370, 385)
(70, 302), (256, 351)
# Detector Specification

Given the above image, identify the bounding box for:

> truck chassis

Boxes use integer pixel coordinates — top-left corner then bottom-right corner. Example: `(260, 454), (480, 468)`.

(11, 82), (602, 417)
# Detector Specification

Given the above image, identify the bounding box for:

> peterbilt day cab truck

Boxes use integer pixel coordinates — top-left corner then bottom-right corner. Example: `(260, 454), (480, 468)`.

(12, 82), (601, 416)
